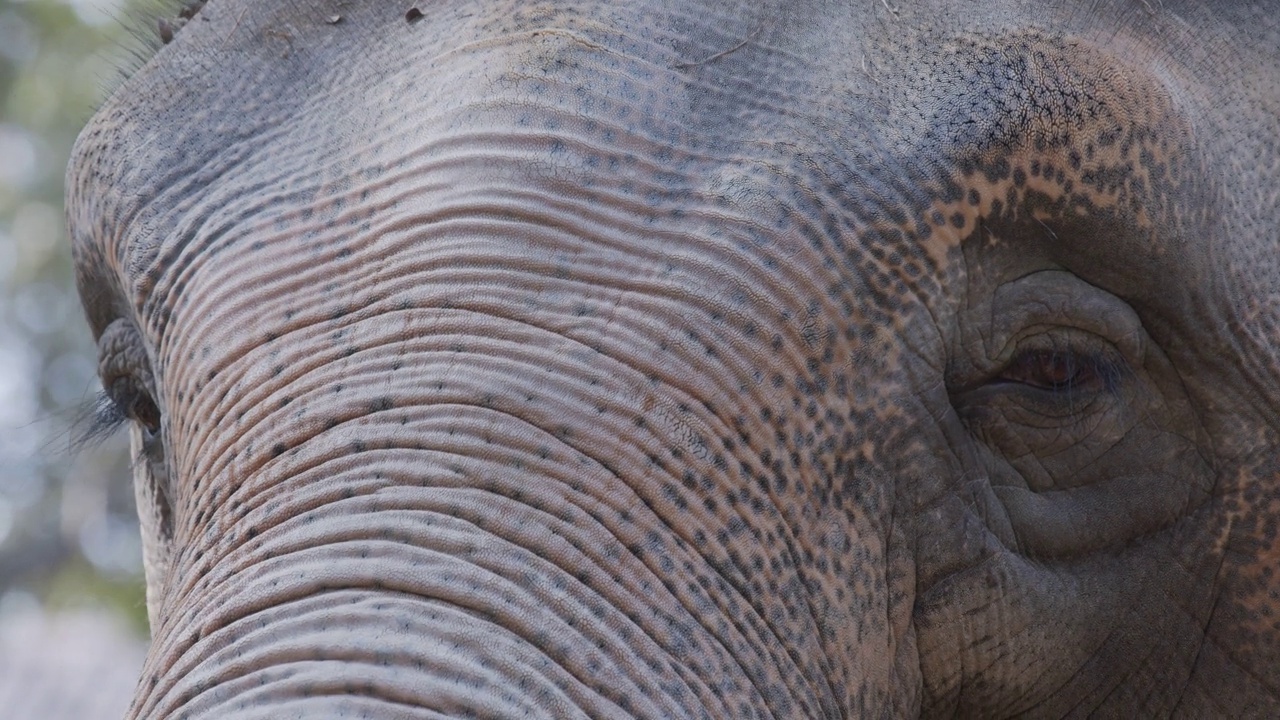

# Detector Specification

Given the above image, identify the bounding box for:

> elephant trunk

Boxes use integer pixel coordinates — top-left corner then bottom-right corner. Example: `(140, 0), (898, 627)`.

(127, 282), (918, 717)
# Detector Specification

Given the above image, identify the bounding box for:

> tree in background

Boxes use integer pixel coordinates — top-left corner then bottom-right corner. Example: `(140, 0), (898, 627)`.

(0, 0), (154, 633)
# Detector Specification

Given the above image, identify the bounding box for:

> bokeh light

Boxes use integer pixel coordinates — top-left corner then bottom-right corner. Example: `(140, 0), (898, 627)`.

(0, 0), (152, 715)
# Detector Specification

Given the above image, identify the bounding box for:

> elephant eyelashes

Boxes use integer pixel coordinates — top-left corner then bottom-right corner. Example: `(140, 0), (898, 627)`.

(71, 391), (131, 452)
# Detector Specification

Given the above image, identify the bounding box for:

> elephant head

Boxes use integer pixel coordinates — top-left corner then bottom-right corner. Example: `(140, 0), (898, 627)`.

(68, 0), (1280, 716)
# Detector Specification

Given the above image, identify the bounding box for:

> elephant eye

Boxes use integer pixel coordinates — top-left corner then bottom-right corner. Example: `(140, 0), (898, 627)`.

(92, 318), (162, 436)
(87, 319), (173, 547)
(995, 346), (1122, 396)
(104, 374), (162, 434)
(998, 348), (1111, 392)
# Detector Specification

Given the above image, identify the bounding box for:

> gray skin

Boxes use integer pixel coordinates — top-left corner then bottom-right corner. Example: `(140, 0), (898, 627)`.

(67, 0), (1280, 717)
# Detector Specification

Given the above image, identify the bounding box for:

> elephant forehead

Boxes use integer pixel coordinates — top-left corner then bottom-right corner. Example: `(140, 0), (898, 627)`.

(67, 0), (1271, 333)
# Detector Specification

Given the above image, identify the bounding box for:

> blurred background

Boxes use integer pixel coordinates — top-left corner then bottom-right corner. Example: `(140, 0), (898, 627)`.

(1, 0), (153, 716)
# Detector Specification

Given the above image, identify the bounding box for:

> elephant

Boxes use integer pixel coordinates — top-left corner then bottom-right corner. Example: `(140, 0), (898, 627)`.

(67, 0), (1280, 716)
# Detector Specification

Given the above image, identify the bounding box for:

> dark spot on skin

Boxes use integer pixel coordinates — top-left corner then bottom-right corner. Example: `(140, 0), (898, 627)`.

(271, 443), (287, 457)
(405, 7), (423, 23)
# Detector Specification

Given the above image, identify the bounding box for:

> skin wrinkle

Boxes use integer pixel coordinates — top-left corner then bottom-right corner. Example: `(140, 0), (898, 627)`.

(284, 539), (644, 709)
(483, 393), (787, 708)
(180, 589), (527, 688)
(67, 0), (1280, 717)
(209, 502), (655, 681)
(211, 366), (798, 707)
(1168, 559), (1229, 716)
(1050, 589), (1149, 714)
(166, 571), (614, 712)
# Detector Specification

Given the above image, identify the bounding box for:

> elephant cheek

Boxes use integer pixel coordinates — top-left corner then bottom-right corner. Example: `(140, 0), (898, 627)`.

(1189, 470), (1280, 704)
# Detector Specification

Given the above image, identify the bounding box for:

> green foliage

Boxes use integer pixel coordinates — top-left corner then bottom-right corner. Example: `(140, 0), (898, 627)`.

(41, 555), (149, 635)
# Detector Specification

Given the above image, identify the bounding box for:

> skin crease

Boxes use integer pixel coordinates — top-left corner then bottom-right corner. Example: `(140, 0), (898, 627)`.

(66, 0), (1280, 717)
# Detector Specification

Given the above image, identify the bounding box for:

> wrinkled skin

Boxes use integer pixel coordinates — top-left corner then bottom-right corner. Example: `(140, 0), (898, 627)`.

(68, 0), (1280, 717)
